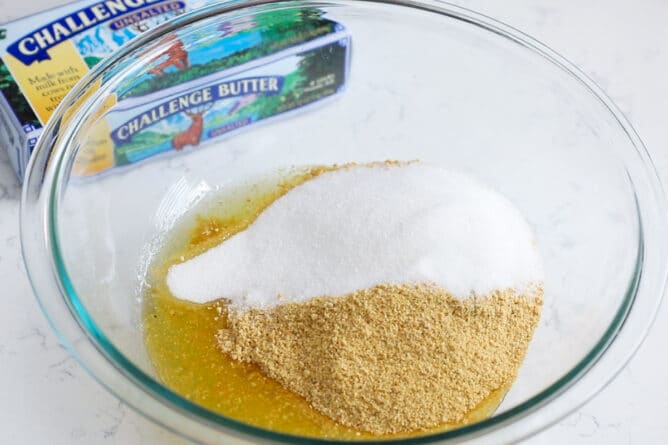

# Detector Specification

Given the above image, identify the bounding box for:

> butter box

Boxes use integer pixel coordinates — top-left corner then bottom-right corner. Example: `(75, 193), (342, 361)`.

(1, 2), (349, 180)
(0, 0), (221, 180)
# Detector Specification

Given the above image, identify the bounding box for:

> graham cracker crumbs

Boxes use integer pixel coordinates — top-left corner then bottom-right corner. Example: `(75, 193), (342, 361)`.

(217, 283), (543, 434)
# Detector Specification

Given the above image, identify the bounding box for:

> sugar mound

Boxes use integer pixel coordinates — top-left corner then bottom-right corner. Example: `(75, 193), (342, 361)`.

(167, 163), (543, 309)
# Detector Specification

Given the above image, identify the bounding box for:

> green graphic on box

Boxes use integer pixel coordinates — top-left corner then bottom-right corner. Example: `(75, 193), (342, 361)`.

(113, 7), (344, 100)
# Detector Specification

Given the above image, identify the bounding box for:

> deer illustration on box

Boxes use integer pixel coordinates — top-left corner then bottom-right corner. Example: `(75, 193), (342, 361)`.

(172, 103), (213, 151)
(148, 35), (190, 77)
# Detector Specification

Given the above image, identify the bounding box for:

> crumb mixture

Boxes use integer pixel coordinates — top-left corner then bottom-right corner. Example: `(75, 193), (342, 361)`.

(146, 161), (545, 437)
(218, 283), (543, 434)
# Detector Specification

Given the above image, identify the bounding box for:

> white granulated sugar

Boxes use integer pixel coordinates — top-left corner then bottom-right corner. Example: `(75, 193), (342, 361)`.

(167, 163), (543, 309)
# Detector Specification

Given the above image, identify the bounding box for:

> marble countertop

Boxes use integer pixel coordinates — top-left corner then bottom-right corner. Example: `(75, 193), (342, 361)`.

(1, 0), (667, 443)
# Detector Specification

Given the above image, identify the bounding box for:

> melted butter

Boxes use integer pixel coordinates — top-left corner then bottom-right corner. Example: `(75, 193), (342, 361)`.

(142, 166), (511, 440)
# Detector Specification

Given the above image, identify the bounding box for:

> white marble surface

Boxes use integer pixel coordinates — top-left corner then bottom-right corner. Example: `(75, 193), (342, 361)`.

(1, 0), (667, 444)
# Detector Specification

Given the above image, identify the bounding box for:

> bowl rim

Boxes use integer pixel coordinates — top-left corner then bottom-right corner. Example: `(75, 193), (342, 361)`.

(20, 0), (668, 444)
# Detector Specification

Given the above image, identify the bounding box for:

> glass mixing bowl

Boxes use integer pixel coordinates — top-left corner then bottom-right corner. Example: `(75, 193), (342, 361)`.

(20, 0), (667, 443)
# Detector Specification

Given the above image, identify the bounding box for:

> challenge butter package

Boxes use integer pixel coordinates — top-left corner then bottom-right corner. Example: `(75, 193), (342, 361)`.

(0, 1), (350, 179)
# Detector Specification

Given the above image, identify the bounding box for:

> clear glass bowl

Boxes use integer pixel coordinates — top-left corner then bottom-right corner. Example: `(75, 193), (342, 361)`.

(20, 0), (667, 443)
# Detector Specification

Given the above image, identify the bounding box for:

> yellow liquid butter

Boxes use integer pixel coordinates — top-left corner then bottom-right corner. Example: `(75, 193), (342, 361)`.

(142, 167), (510, 440)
